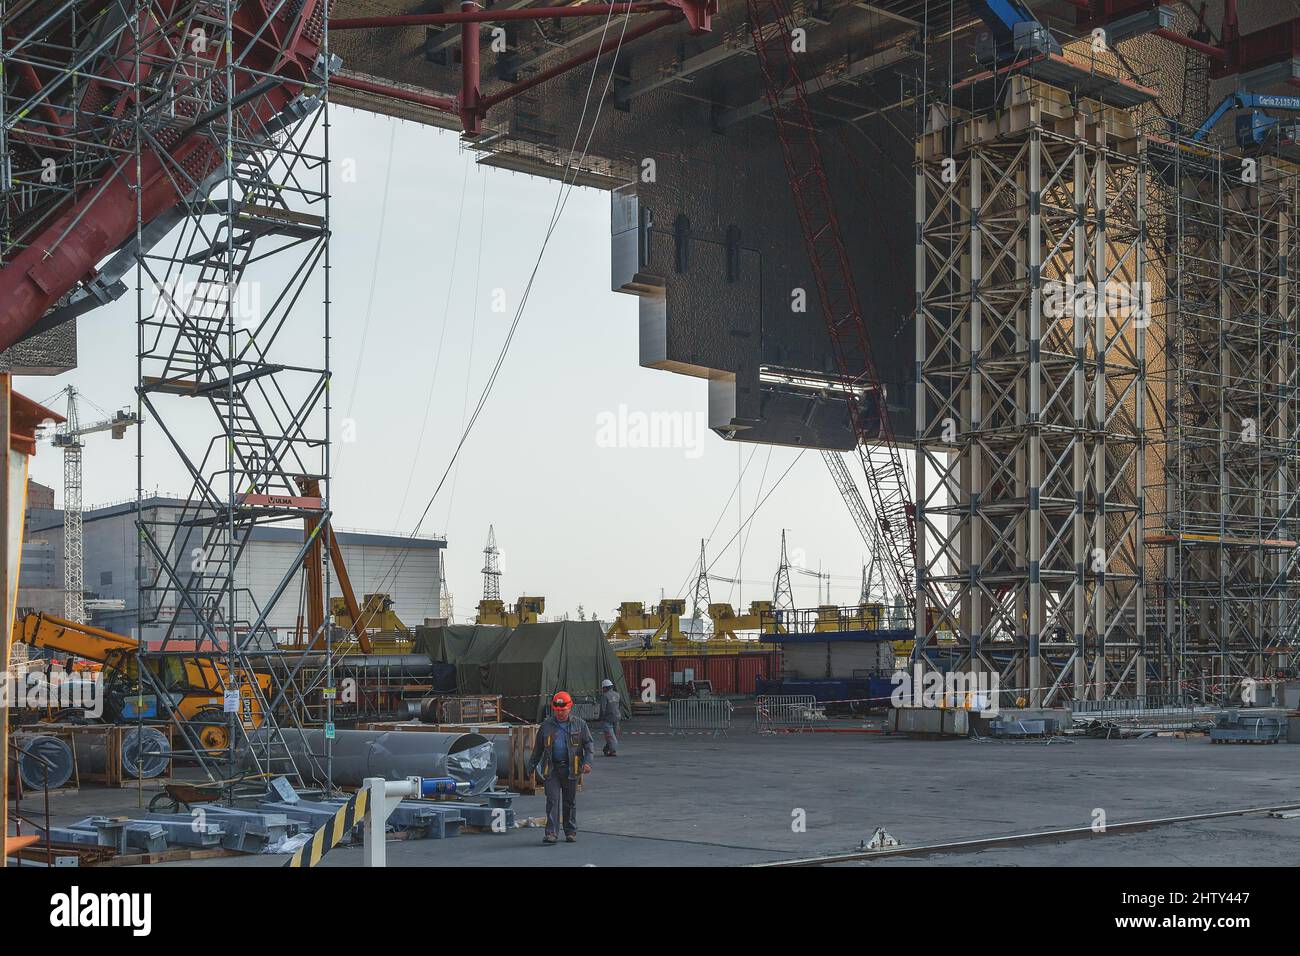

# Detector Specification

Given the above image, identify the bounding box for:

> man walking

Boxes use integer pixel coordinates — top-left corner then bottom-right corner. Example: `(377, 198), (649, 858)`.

(526, 690), (593, 844)
(597, 678), (621, 756)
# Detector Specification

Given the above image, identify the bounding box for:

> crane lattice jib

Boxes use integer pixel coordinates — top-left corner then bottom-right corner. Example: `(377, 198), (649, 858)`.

(745, 0), (916, 606)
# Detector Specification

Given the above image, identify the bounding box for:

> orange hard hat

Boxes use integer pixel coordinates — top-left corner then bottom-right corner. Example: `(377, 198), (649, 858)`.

(551, 691), (573, 711)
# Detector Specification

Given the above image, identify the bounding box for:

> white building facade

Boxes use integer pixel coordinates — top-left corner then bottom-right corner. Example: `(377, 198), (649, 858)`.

(23, 495), (446, 644)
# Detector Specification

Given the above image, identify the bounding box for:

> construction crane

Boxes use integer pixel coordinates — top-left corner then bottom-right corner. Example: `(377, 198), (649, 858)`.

(746, 0), (916, 612)
(49, 387), (139, 624)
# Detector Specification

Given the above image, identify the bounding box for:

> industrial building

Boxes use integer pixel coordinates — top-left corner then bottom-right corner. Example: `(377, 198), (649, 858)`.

(19, 496), (446, 644)
(1, 0), (1299, 887)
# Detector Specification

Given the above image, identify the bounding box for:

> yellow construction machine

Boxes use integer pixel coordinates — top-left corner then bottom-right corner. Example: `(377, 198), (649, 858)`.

(10, 612), (270, 752)
(476, 595), (545, 627)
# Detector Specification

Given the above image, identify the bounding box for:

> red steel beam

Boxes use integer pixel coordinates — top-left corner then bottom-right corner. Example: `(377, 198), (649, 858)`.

(461, 1), (482, 136)
(480, 10), (681, 110)
(330, 74), (457, 112)
(1152, 26), (1226, 62)
(0, 1), (325, 352)
(330, 4), (673, 29)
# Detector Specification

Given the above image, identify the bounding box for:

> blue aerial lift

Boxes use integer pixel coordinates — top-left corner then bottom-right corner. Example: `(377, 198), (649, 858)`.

(971, 0), (1061, 65)
(1191, 90), (1300, 148)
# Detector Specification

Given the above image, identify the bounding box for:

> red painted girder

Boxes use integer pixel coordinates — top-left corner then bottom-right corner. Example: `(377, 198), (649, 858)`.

(0, 0), (326, 352)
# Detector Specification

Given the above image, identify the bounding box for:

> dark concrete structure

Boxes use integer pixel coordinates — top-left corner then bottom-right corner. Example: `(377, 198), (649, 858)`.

(328, 1), (1300, 450)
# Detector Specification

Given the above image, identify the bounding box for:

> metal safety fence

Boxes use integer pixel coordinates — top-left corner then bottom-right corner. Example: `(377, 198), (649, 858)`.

(668, 698), (734, 736)
(755, 695), (826, 733)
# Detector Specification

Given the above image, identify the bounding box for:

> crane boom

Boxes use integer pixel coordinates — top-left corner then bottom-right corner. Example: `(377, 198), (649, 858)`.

(12, 612), (138, 663)
(746, 0), (916, 609)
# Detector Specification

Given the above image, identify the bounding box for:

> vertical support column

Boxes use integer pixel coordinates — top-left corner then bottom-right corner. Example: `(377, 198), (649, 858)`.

(1072, 129), (1088, 701)
(914, 151), (928, 653)
(460, 1), (482, 135)
(1026, 127), (1043, 708)
(1091, 144), (1109, 700)
(0, 373), (10, 863)
(968, 150), (985, 677)
(1134, 146), (1149, 699)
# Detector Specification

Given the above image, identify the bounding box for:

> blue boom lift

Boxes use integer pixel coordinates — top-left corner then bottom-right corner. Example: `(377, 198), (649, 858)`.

(1192, 91), (1300, 149)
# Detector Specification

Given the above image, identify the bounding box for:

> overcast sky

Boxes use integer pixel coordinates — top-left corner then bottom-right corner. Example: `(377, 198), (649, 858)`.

(18, 104), (876, 623)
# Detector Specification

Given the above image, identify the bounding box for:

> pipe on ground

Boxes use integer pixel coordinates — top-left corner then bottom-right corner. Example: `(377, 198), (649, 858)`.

(71, 727), (171, 780)
(238, 728), (497, 794)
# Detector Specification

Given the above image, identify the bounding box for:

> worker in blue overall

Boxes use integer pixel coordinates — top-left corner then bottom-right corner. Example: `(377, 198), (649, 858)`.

(596, 678), (621, 756)
(526, 691), (593, 844)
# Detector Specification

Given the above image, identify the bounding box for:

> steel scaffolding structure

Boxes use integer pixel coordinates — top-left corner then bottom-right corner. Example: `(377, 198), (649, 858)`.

(1, 1), (337, 787)
(1147, 134), (1300, 705)
(915, 78), (1149, 707)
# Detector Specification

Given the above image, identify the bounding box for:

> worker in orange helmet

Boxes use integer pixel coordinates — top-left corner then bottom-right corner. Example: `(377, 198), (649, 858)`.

(526, 690), (594, 844)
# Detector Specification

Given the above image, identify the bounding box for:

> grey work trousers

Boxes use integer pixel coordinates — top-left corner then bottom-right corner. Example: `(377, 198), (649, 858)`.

(544, 767), (578, 837)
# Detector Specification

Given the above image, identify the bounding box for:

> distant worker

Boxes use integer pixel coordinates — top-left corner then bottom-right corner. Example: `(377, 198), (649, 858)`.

(597, 678), (621, 756)
(526, 690), (593, 845)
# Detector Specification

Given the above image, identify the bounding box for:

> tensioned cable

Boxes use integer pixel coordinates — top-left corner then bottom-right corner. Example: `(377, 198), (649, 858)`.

(323, 8), (635, 640)
(393, 152), (473, 525)
(334, 120), (399, 474)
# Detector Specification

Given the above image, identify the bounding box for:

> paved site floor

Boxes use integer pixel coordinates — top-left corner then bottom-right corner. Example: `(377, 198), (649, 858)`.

(17, 715), (1300, 866)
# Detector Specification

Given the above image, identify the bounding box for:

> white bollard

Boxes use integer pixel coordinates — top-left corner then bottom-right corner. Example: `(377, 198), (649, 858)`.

(362, 776), (421, 867)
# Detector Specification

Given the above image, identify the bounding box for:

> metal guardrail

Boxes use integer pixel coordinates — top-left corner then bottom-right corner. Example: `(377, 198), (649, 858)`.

(1068, 696), (1190, 717)
(668, 698), (733, 736)
(755, 694), (826, 734)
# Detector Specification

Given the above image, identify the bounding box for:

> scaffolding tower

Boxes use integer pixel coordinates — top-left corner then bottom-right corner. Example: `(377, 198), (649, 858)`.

(915, 78), (1150, 707)
(1, 1), (338, 787)
(1147, 132), (1300, 705)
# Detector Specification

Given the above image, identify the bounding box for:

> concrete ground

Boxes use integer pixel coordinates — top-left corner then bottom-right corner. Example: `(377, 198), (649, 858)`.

(15, 715), (1300, 866)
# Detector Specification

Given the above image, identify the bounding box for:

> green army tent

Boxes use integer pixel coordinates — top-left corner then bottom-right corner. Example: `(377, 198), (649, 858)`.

(484, 621), (631, 722)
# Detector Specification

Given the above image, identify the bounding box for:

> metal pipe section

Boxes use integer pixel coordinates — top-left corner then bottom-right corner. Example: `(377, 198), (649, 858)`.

(70, 727), (170, 779)
(10, 733), (75, 790)
(240, 728), (497, 794)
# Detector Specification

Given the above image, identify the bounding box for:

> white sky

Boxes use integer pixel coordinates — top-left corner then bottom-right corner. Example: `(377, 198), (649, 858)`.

(18, 104), (872, 623)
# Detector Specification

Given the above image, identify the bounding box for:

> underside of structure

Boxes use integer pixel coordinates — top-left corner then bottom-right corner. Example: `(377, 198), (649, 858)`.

(4, 0), (1300, 756)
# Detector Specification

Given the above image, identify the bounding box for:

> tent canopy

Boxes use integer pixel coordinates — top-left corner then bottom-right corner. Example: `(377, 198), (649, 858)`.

(417, 621), (631, 722)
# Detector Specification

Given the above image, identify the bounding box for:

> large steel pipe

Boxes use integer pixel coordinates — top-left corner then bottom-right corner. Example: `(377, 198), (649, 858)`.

(239, 728), (497, 794)
(71, 727), (170, 780)
(10, 733), (75, 790)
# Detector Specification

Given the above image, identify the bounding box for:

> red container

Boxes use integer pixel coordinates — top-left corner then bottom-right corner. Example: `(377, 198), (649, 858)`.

(704, 657), (737, 695)
(736, 653), (770, 694)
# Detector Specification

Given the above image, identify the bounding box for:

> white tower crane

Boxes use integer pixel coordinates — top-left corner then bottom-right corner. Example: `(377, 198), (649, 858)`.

(50, 387), (139, 623)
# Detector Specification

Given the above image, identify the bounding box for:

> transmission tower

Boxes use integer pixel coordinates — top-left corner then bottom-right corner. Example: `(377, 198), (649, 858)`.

(691, 539), (712, 621)
(482, 525), (502, 601)
(439, 576), (455, 624)
(772, 530), (795, 615)
(51, 387), (139, 623)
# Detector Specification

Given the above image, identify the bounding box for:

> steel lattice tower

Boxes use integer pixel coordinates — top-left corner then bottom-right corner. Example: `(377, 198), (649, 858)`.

(772, 529), (795, 616)
(482, 525), (502, 602)
(57, 389), (84, 624)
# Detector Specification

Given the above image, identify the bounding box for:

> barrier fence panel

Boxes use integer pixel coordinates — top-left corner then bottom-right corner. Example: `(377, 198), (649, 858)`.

(756, 695), (825, 733)
(668, 698), (734, 736)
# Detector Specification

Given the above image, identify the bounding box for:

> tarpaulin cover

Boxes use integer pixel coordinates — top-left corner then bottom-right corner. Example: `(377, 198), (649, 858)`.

(485, 621), (631, 722)
(416, 621), (631, 721)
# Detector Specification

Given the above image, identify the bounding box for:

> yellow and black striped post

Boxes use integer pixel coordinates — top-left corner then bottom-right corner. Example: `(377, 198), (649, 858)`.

(284, 787), (370, 868)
